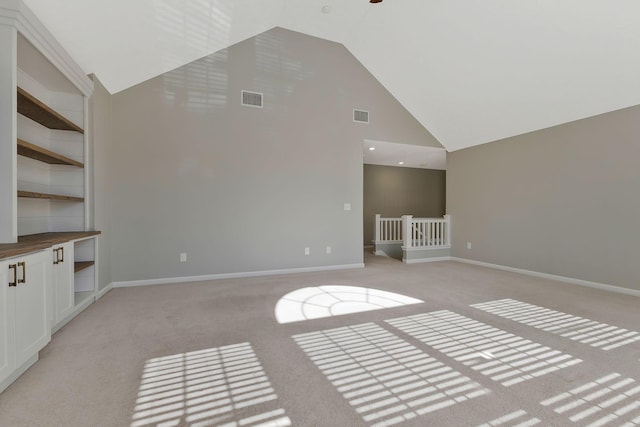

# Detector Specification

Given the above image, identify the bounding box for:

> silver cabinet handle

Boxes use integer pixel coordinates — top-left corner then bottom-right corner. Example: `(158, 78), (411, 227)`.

(17, 261), (25, 284)
(8, 264), (17, 287)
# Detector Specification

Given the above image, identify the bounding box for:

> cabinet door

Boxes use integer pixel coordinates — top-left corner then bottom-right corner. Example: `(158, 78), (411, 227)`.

(14, 251), (51, 368)
(53, 243), (74, 325)
(0, 260), (16, 384)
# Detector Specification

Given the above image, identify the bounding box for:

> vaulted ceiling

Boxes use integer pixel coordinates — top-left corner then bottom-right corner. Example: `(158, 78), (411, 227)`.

(22, 0), (640, 151)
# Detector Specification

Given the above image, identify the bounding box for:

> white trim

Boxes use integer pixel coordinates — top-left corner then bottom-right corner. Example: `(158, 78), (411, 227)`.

(402, 245), (451, 251)
(451, 257), (640, 298)
(403, 256), (452, 264)
(374, 240), (403, 244)
(83, 95), (91, 229)
(96, 283), (112, 300)
(0, 0), (93, 96)
(111, 263), (365, 288)
(0, 353), (37, 394)
(0, 1), (20, 27)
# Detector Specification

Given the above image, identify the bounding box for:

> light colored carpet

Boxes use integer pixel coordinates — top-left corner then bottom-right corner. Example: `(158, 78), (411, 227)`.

(1, 252), (639, 427)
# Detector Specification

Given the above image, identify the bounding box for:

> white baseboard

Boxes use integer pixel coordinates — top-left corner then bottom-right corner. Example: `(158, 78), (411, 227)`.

(403, 256), (452, 264)
(0, 354), (38, 394)
(451, 257), (640, 298)
(111, 263), (365, 289)
(96, 283), (113, 300)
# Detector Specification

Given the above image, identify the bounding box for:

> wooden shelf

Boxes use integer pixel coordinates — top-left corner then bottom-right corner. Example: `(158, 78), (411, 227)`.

(17, 139), (84, 167)
(18, 191), (84, 202)
(74, 261), (94, 273)
(17, 87), (84, 134)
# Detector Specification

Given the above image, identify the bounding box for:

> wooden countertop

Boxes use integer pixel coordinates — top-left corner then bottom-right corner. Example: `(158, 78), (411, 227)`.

(0, 231), (101, 260)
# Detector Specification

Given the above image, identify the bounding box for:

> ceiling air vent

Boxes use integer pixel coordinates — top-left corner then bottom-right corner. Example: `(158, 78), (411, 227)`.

(241, 90), (263, 108)
(353, 109), (369, 124)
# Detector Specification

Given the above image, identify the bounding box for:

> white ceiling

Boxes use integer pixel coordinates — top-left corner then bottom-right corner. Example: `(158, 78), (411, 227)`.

(22, 0), (640, 152)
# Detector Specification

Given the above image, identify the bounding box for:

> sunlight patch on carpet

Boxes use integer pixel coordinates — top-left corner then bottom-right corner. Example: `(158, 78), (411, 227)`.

(474, 409), (541, 427)
(471, 299), (640, 351)
(130, 342), (290, 427)
(294, 323), (488, 427)
(387, 311), (582, 387)
(540, 372), (640, 426)
(275, 286), (423, 324)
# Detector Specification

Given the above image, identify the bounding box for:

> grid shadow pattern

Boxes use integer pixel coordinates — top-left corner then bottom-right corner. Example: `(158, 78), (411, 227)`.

(540, 373), (640, 426)
(131, 342), (290, 427)
(294, 323), (489, 427)
(471, 299), (640, 351)
(474, 410), (541, 427)
(386, 311), (582, 386)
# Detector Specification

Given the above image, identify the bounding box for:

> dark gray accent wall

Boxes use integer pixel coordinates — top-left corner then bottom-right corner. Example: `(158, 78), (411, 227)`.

(364, 165), (446, 245)
(103, 28), (441, 282)
(447, 104), (640, 292)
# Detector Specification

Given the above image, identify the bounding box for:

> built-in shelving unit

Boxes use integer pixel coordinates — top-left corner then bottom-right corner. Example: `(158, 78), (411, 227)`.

(73, 237), (96, 308)
(17, 87), (84, 133)
(17, 138), (84, 167)
(1, 0), (101, 394)
(13, 34), (89, 237)
(16, 85), (85, 215)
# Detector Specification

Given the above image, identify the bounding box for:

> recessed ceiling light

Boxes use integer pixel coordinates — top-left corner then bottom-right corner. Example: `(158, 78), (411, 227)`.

(369, 147), (375, 151)
(398, 161), (404, 165)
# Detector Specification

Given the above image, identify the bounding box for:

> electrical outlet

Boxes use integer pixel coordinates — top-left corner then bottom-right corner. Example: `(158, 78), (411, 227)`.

(466, 242), (472, 250)
(343, 203), (351, 211)
(326, 246), (332, 254)
(180, 253), (187, 262)
(304, 247), (310, 255)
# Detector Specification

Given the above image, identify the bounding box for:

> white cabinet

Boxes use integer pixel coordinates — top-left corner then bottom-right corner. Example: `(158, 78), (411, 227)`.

(52, 242), (74, 327)
(0, 250), (51, 391)
(0, 259), (15, 386)
(13, 250), (50, 367)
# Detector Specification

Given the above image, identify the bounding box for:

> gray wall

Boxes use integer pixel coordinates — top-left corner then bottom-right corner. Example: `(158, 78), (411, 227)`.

(89, 75), (113, 290)
(363, 165), (446, 245)
(104, 28), (440, 282)
(447, 104), (640, 292)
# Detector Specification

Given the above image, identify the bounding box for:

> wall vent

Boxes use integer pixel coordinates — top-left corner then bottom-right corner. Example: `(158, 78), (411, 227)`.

(353, 109), (369, 123)
(241, 90), (263, 108)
